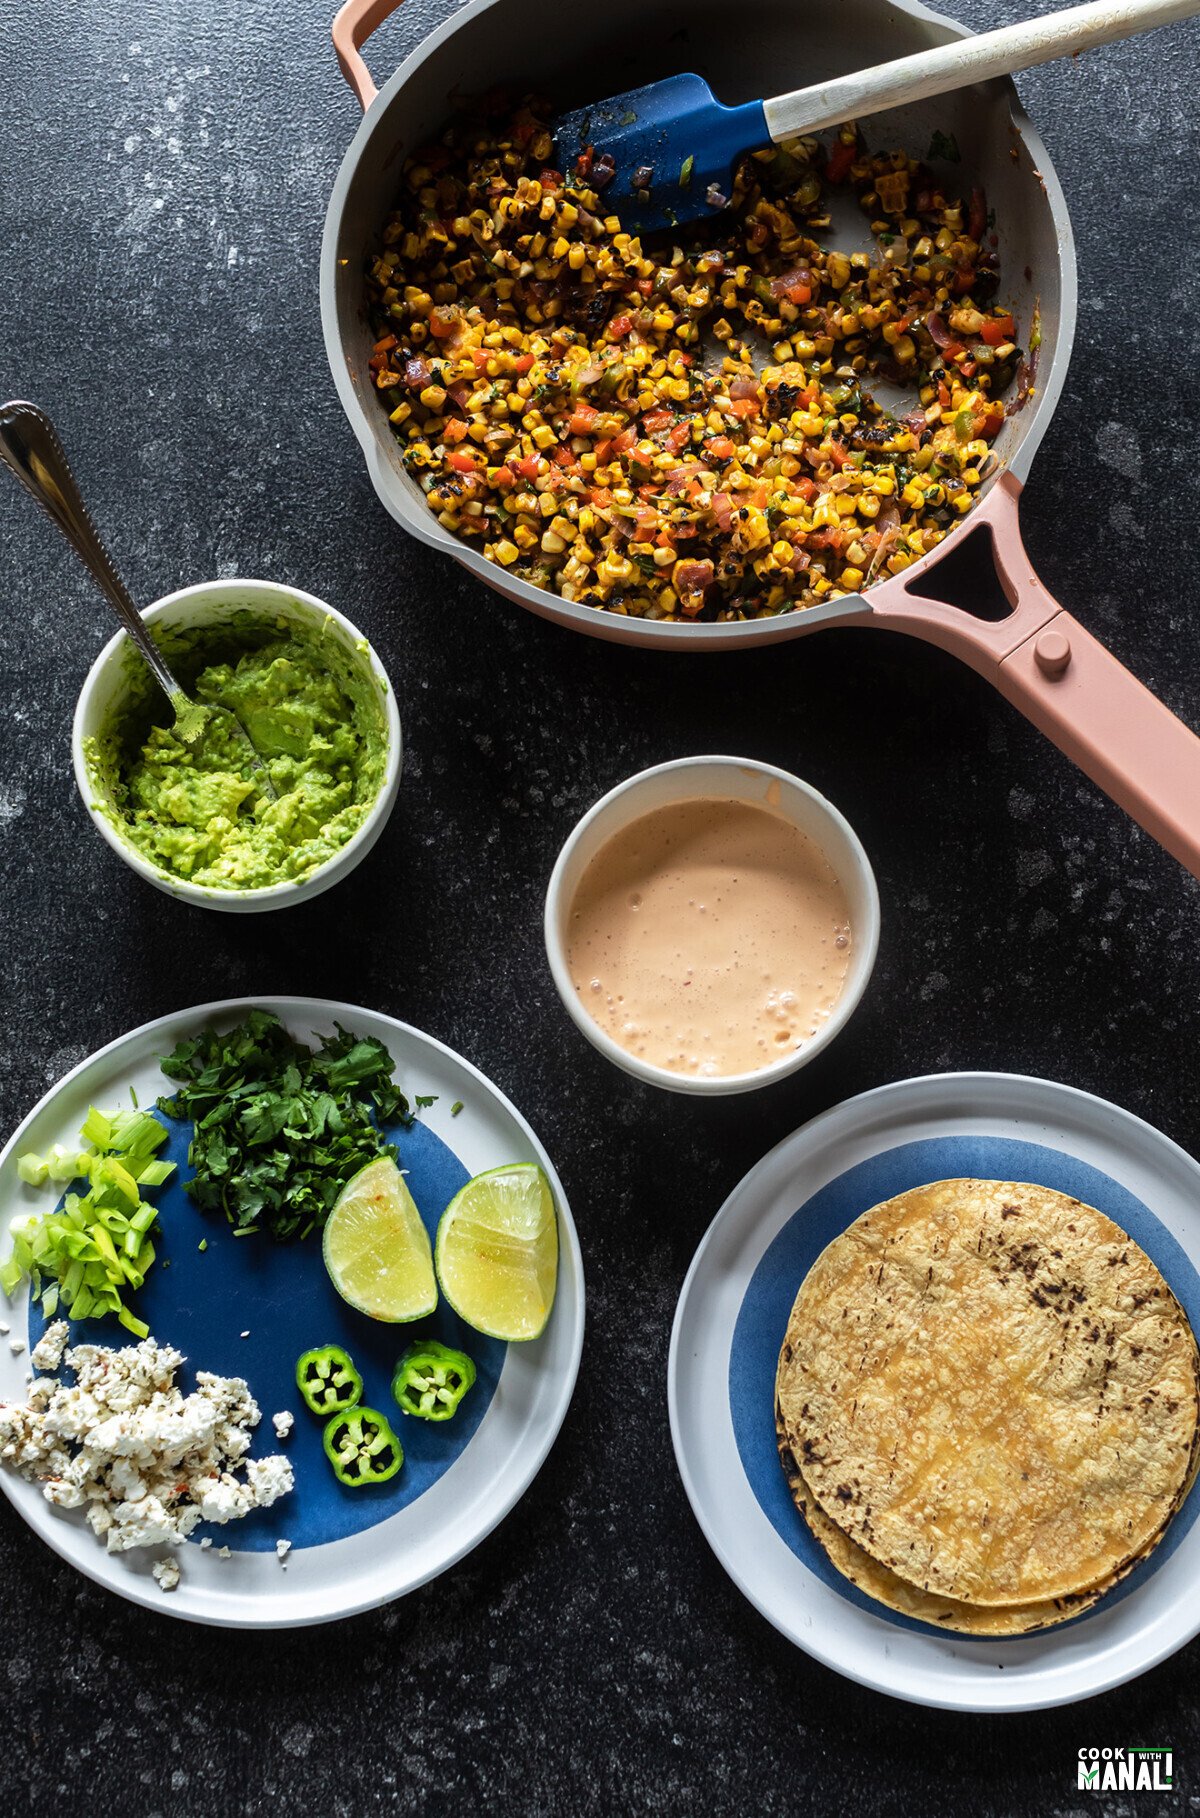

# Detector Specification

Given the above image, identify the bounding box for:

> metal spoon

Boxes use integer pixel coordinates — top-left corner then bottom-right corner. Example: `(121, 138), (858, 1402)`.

(0, 400), (276, 798)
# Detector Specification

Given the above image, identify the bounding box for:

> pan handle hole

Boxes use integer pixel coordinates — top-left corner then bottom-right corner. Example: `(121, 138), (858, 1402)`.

(905, 524), (1012, 623)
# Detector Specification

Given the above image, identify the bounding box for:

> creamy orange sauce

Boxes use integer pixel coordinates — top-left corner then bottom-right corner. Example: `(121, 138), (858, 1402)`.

(566, 796), (852, 1077)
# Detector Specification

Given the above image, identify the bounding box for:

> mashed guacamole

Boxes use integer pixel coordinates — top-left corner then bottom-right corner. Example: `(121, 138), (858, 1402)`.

(91, 627), (388, 891)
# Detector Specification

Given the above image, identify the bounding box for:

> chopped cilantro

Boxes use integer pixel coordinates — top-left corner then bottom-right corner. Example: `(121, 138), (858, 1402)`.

(157, 1009), (425, 1243)
(451, 1101), (464, 1117)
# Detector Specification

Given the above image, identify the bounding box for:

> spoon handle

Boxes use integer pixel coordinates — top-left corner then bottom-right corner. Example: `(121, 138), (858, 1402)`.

(762, 0), (1200, 141)
(0, 399), (186, 710)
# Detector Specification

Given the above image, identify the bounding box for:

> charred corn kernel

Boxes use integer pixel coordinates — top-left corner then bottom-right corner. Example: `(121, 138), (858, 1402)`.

(541, 530), (566, 554)
(419, 384), (447, 410)
(491, 540), (520, 566)
(840, 567), (864, 589)
(513, 524), (538, 550)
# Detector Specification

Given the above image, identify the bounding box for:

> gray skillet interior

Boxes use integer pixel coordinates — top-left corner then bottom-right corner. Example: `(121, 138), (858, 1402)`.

(322, 0), (1078, 646)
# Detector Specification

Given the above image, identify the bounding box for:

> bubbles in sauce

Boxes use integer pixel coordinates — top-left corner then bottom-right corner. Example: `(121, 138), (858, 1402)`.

(566, 795), (852, 1077)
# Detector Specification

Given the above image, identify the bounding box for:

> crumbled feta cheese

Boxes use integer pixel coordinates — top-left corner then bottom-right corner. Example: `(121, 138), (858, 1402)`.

(239, 1331), (249, 1339)
(9, 1340), (25, 1357)
(275, 1538), (292, 1562)
(272, 1411), (294, 1441)
(31, 1320), (69, 1374)
(152, 1556), (181, 1593)
(199, 1537), (212, 1549)
(0, 1322), (9, 1336)
(0, 1337), (294, 1556)
(218, 1546), (231, 1559)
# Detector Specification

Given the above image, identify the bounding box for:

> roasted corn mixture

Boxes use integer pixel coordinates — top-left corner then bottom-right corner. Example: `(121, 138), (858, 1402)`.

(366, 101), (1029, 621)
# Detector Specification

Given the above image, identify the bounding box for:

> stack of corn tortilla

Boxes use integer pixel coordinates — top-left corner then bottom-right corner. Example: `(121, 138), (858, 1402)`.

(775, 1179), (1200, 1634)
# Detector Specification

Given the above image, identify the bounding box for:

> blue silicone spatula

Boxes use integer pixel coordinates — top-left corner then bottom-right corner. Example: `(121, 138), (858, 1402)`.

(553, 0), (1197, 234)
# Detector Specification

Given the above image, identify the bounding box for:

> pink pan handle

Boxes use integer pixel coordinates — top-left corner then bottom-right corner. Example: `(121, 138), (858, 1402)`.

(332, 0), (404, 110)
(874, 473), (1200, 880)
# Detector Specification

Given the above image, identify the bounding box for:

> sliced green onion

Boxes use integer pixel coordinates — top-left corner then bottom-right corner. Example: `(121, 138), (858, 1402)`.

(16, 1153), (48, 1187)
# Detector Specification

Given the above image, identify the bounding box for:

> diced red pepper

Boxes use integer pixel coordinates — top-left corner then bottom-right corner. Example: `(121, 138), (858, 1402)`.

(610, 427), (638, 455)
(446, 450), (478, 473)
(825, 139), (857, 183)
(513, 352), (536, 373)
(513, 456), (541, 480)
(705, 436), (735, 462)
(568, 404), (600, 434)
(667, 423), (691, 451)
(979, 314), (1015, 347)
(641, 410), (674, 433)
(608, 315), (633, 339)
(492, 465), (515, 488)
(728, 397), (759, 420)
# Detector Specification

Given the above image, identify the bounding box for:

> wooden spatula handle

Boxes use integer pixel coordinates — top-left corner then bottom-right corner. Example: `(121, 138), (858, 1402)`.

(763, 0), (1200, 141)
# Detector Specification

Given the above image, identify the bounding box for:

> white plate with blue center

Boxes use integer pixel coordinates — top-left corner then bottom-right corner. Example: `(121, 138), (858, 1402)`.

(668, 1073), (1200, 1712)
(0, 997), (584, 1627)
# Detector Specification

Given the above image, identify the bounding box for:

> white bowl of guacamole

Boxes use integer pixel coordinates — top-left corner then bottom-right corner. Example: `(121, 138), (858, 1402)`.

(73, 580), (401, 912)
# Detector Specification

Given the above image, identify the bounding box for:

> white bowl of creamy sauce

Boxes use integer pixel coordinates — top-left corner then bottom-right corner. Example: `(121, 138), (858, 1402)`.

(544, 758), (880, 1095)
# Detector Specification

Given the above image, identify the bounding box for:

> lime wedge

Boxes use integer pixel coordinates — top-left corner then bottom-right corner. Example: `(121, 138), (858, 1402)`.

(434, 1163), (558, 1341)
(322, 1157), (437, 1322)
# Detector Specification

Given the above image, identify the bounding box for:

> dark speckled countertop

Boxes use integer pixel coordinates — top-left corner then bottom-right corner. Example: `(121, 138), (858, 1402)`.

(2, 0), (1199, 1811)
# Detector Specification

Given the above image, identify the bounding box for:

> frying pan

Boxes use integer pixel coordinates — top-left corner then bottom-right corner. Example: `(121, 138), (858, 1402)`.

(321, 0), (1200, 878)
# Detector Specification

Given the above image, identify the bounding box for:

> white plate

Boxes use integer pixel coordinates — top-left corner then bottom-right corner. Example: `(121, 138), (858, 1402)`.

(0, 997), (584, 1627)
(668, 1072), (1200, 1712)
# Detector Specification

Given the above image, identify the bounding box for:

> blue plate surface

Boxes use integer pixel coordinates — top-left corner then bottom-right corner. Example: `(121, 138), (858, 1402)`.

(28, 1113), (505, 1551)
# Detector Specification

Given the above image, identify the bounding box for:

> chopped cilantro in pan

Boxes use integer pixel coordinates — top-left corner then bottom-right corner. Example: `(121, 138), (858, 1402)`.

(157, 1009), (427, 1242)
